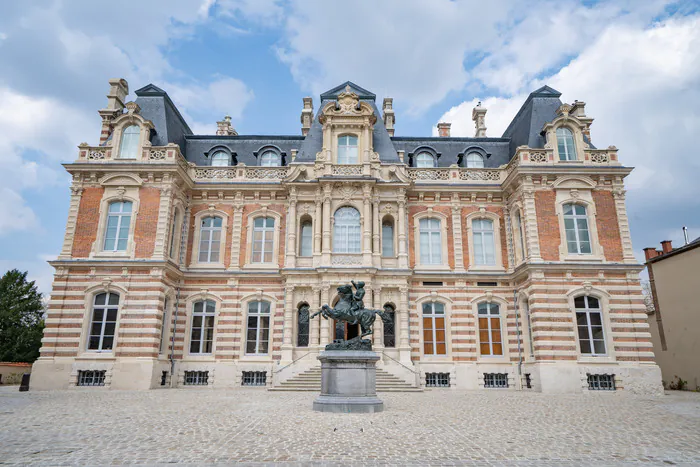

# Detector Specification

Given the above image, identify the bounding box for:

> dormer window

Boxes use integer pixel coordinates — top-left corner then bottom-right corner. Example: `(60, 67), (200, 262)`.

(338, 135), (358, 164)
(416, 152), (435, 168)
(556, 127), (576, 161)
(211, 151), (229, 166)
(119, 125), (140, 159)
(465, 152), (484, 168)
(260, 151), (281, 166)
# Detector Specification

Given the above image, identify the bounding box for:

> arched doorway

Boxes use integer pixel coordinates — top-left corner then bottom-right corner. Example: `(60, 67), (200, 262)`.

(330, 293), (360, 341)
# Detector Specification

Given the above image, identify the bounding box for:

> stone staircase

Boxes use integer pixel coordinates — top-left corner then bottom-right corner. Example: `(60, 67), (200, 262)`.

(269, 366), (422, 392)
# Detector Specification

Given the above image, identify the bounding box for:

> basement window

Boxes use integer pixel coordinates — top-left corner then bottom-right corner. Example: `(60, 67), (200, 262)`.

(484, 373), (509, 388)
(425, 372), (450, 387)
(587, 373), (616, 391)
(476, 281), (498, 287)
(242, 371), (267, 386)
(77, 370), (106, 387)
(184, 371), (209, 386)
(422, 281), (444, 287)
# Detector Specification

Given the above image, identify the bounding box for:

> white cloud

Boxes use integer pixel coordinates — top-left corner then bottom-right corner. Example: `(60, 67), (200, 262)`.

(434, 95), (526, 138)
(0, 188), (39, 236)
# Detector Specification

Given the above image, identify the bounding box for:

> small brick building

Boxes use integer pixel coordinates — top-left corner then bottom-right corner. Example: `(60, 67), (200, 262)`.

(31, 80), (662, 393)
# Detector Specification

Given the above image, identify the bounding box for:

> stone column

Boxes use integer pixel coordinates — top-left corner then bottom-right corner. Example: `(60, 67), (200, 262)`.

(522, 181), (543, 262)
(58, 186), (83, 259)
(285, 191), (298, 268)
(362, 186), (372, 266)
(372, 197), (381, 267)
(612, 183), (637, 263)
(281, 285), (294, 362)
(319, 282), (332, 347)
(228, 201), (244, 270)
(321, 185), (332, 266)
(310, 285), (321, 350)
(398, 285), (411, 363)
(373, 286), (384, 351)
(451, 201), (466, 272)
(313, 190), (322, 267)
(397, 190), (409, 268)
(153, 186), (174, 259)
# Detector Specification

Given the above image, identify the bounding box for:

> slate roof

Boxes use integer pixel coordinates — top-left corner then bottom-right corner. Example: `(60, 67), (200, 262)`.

(127, 81), (576, 167)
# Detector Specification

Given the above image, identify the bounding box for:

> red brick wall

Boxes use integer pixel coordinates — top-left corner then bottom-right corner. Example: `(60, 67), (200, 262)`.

(593, 190), (623, 261)
(535, 191), (560, 261)
(71, 187), (104, 257)
(134, 187), (160, 258)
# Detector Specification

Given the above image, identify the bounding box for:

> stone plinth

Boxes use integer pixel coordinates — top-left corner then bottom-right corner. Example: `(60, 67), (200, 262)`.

(313, 350), (384, 413)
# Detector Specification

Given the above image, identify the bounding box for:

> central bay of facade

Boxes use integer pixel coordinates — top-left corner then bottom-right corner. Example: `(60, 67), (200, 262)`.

(31, 80), (662, 394)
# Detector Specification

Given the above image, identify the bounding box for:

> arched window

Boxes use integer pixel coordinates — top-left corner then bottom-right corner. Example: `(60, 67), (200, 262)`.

(299, 220), (313, 257)
(119, 125), (140, 159)
(563, 204), (591, 254)
(211, 151), (229, 166)
(169, 208), (181, 260)
(297, 304), (310, 347)
(382, 218), (394, 257)
(104, 201), (132, 252)
(575, 295), (606, 356)
(466, 152), (484, 168)
(338, 135), (358, 164)
(478, 301), (503, 356)
(514, 210), (526, 262)
(190, 299), (215, 354)
(260, 151), (281, 166)
(382, 304), (396, 348)
(246, 300), (271, 354)
(333, 207), (361, 253)
(252, 217), (275, 263)
(415, 152), (435, 168)
(556, 127), (576, 161)
(88, 292), (119, 351)
(419, 218), (442, 265)
(472, 218), (496, 266)
(422, 302), (446, 355)
(198, 216), (223, 263)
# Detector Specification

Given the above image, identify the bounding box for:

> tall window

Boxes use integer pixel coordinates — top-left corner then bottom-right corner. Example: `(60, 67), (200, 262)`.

(198, 216), (222, 263)
(159, 298), (169, 354)
(382, 304), (396, 348)
(423, 302), (446, 355)
(419, 218), (442, 265)
(563, 204), (591, 254)
(478, 302), (503, 356)
(246, 301), (270, 354)
(473, 218), (496, 266)
(190, 300), (215, 354)
(252, 217), (275, 263)
(338, 135), (358, 164)
(575, 296), (606, 356)
(556, 127), (576, 161)
(211, 151), (229, 166)
(466, 152), (484, 168)
(416, 152), (435, 168)
(297, 304), (309, 347)
(88, 292), (119, 351)
(299, 221), (312, 257)
(103, 201), (132, 252)
(382, 219), (394, 257)
(514, 210), (526, 261)
(333, 207), (361, 253)
(260, 151), (280, 166)
(119, 125), (140, 158)
(169, 209), (181, 260)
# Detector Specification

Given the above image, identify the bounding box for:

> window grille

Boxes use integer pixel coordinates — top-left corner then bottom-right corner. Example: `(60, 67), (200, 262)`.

(242, 371), (267, 386)
(77, 370), (106, 387)
(587, 373), (616, 391)
(425, 372), (450, 387)
(484, 373), (509, 388)
(525, 373), (532, 389)
(184, 371), (209, 386)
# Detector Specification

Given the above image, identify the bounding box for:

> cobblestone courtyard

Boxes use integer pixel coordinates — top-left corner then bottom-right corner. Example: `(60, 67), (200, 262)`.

(1, 387), (699, 466)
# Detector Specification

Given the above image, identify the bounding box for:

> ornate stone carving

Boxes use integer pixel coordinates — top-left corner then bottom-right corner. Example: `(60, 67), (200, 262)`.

(332, 165), (363, 176)
(408, 168), (450, 180)
(459, 169), (500, 181)
(331, 255), (363, 265)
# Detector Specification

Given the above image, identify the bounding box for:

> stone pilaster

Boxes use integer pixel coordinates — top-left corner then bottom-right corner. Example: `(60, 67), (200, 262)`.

(228, 198), (244, 270)
(372, 197), (381, 267)
(373, 286), (384, 351)
(285, 190), (298, 268)
(398, 285), (411, 363)
(152, 186), (174, 259)
(319, 282), (332, 347)
(451, 201), (466, 272)
(397, 189), (409, 268)
(313, 189), (323, 267)
(362, 186), (372, 266)
(58, 186), (83, 259)
(281, 285), (294, 362)
(612, 181), (637, 263)
(522, 181), (543, 262)
(310, 286), (321, 350)
(321, 185), (332, 266)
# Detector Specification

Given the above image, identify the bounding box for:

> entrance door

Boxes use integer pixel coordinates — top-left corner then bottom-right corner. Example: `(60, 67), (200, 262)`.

(333, 320), (360, 340)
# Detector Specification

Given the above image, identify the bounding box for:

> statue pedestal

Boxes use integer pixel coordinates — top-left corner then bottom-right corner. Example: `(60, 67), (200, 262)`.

(313, 350), (384, 413)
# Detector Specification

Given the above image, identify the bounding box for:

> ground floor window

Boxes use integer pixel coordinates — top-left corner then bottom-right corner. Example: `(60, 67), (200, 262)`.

(242, 371), (267, 386)
(77, 370), (106, 387)
(587, 373), (615, 391)
(297, 304), (309, 347)
(246, 301), (271, 354)
(184, 371), (209, 386)
(425, 372), (450, 387)
(382, 305), (395, 348)
(484, 373), (509, 388)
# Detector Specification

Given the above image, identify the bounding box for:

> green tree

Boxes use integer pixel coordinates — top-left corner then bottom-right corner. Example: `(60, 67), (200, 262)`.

(0, 269), (45, 362)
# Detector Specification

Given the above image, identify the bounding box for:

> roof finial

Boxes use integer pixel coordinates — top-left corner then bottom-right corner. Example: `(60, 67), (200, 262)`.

(345, 84), (351, 93)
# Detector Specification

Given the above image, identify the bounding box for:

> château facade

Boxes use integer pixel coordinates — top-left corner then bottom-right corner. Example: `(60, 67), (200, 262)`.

(31, 79), (662, 393)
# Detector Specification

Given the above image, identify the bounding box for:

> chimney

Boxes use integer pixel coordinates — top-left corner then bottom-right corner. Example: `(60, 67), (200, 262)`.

(472, 102), (487, 137)
(643, 248), (659, 261)
(300, 97), (313, 136)
(571, 100), (586, 118)
(437, 122), (451, 138)
(660, 240), (673, 254)
(98, 78), (129, 144)
(382, 98), (395, 137)
(216, 116), (237, 136)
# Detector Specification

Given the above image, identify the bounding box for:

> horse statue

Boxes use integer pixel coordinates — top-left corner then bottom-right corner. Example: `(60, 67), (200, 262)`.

(309, 282), (386, 348)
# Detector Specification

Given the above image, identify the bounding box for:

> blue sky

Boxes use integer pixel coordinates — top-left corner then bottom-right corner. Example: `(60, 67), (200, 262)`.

(0, 0), (698, 294)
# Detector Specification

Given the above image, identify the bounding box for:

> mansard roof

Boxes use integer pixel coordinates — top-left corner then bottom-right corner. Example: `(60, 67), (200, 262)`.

(320, 81), (376, 100)
(134, 83), (192, 149)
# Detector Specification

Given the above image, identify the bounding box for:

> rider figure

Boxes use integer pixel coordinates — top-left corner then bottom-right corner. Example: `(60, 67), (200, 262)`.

(350, 280), (365, 312)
